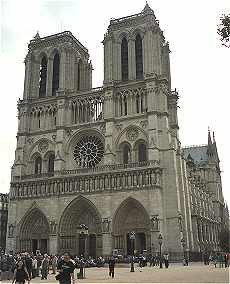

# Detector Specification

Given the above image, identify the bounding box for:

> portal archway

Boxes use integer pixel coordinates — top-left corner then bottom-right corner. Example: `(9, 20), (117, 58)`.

(19, 208), (50, 254)
(59, 196), (102, 257)
(113, 197), (150, 255)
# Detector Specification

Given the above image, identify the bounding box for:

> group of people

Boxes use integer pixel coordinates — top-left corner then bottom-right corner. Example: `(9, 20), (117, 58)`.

(0, 251), (109, 283)
(204, 252), (230, 268)
(1, 250), (229, 283)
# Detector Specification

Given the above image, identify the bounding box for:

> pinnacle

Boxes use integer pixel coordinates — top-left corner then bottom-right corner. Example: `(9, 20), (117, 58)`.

(142, 1), (154, 14)
(34, 31), (40, 40)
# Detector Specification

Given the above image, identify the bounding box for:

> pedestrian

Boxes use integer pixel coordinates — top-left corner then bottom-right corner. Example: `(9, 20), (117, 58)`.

(51, 255), (58, 274)
(56, 252), (75, 284)
(31, 257), (37, 278)
(149, 255), (155, 267)
(224, 253), (228, 268)
(25, 255), (32, 280)
(12, 260), (30, 284)
(108, 256), (115, 278)
(41, 254), (49, 280)
(163, 253), (169, 268)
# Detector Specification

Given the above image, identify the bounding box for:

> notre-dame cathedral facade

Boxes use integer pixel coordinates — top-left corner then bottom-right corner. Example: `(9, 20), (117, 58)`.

(6, 4), (228, 259)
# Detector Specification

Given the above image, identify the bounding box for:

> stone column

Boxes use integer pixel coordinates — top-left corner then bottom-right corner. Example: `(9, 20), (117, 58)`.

(46, 57), (53, 97)
(102, 218), (112, 256)
(49, 236), (58, 254)
(23, 55), (32, 100)
(116, 41), (122, 81)
(30, 58), (40, 98)
(128, 39), (135, 80)
(59, 48), (66, 90)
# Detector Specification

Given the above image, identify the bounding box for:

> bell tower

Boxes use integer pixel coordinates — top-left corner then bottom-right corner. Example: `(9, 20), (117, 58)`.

(23, 31), (92, 101)
(103, 2), (171, 86)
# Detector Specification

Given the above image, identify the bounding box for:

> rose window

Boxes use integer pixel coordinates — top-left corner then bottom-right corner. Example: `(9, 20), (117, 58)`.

(73, 136), (104, 168)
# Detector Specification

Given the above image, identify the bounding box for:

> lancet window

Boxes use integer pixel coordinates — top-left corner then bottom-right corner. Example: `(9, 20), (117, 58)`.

(52, 53), (60, 96)
(121, 38), (128, 81)
(135, 34), (143, 79)
(35, 156), (42, 174)
(39, 57), (47, 97)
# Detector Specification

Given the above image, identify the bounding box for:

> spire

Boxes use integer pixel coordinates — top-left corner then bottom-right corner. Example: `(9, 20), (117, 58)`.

(142, 1), (155, 15)
(207, 127), (213, 159)
(213, 131), (216, 143)
(208, 127), (212, 146)
(33, 31), (40, 40)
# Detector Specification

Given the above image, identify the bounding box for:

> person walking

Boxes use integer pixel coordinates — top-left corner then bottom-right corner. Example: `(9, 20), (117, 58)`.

(108, 256), (115, 278)
(52, 255), (58, 274)
(163, 253), (169, 268)
(56, 252), (75, 284)
(149, 255), (155, 267)
(12, 260), (30, 284)
(25, 255), (32, 280)
(41, 254), (49, 280)
(31, 257), (37, 278)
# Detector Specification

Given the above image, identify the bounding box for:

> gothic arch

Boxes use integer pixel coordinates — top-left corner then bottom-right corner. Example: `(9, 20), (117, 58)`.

(133, 139), (148, 162)
(130, 28), (145, 40)
(118, 141), (132, 164)
(27, 138), (54, 160)
(117, 31), (130, 43)
(115, 125), (148, 151)
(59, 195), (102, 235)
(58, 196), (102, 256)
(18, 207), (50, 253)
(112, 197), (150, 255)
(113, 197), (150, 234)
(37, 52), (48, 63)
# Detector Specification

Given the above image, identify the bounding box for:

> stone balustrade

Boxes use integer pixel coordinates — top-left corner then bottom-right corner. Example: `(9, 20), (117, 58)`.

(10, 161), (162, 200)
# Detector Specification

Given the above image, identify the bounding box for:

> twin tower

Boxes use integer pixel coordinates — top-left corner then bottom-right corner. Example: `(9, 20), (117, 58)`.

(7, 4), (189, 258)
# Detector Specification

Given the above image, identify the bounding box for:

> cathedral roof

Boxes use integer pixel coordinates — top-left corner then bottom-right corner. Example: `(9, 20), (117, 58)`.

(182, 145), (208, 165)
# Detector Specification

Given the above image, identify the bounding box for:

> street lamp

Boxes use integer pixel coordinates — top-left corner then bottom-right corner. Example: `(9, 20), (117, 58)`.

(181, 238), (186, 264)
(158, 233), (163, 269)
(129, 231), (135, 272)
(77, 224), (89, 279)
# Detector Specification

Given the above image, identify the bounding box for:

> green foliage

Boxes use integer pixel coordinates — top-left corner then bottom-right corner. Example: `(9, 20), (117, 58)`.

(217, 14), (230, 47)
(219, 228), (230, 251)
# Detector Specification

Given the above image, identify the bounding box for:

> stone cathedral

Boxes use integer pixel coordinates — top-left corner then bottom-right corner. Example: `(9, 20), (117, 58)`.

(6, 4), (228, 259)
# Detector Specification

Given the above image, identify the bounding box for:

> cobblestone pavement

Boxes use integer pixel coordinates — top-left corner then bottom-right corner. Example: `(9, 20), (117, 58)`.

(1, 263), (229, 283)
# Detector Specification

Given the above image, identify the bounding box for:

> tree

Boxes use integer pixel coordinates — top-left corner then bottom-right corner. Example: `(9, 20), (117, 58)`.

(217, 14), (230, 48)
(219, 228), (230, 251)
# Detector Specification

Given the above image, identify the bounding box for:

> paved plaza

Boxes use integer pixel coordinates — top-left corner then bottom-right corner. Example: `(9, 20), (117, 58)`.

(2, 263), (229, 284)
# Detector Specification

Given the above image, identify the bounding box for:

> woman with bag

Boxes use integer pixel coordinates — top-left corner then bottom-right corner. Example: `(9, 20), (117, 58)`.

(12, 260), (30, 284)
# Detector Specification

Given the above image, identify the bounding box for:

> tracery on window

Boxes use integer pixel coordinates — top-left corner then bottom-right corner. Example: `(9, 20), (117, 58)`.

(73, 135), (104, 168)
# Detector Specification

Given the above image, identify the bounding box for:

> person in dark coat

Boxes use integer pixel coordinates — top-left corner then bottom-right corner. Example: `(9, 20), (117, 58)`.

(108, 256), (115, 278)
(12, 260), (30, 284)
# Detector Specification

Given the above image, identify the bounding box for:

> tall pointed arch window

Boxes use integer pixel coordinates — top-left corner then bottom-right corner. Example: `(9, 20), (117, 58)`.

(77, 59), (82, 91)
(123, 144), (131, 164)
(135, 34), (143, 79)
(48, 153), (55, 173)
(121, 38), (128, 81)
(52, 53), (60, 96)
(39, 57), (47, 97)
(35, 156), (42, 174)
(138, 143), (147, 162)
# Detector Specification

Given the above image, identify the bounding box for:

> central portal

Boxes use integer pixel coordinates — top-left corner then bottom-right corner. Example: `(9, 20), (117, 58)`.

(59, 196), (102, 256)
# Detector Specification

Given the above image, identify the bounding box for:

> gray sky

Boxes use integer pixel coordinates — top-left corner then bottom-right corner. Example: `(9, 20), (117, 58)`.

(0, 0), (229, 207)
